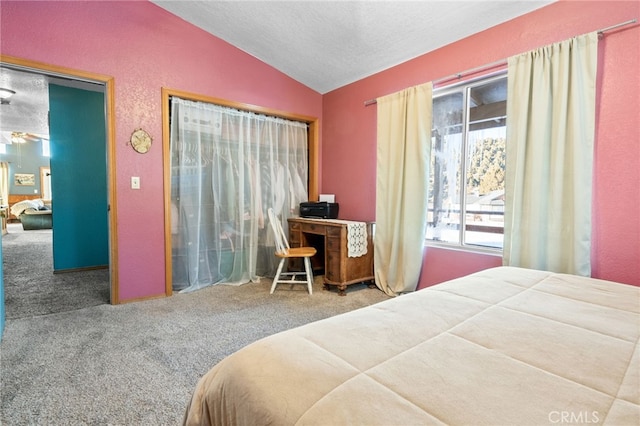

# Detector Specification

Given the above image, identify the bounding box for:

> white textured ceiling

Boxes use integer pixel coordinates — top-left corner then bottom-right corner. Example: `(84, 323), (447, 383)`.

(0, 67), (103, 136)
(0, 67), (50, 136)
(151, 0), (555, 94)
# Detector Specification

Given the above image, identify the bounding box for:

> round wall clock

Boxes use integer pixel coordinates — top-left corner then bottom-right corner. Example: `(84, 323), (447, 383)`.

(130, 128), (152, 154)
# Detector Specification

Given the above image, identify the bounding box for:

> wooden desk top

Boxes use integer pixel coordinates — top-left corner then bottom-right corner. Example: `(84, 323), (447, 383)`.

(288, 217), (372, 226)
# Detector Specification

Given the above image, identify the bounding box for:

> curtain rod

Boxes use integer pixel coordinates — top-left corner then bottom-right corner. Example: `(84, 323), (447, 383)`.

(597, 18), (637, 34)
(363, 59), (505, 106)
(364, 18), (637, 107)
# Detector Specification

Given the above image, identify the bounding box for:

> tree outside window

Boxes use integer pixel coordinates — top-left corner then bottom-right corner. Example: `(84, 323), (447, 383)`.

(427, 73), (507, 250)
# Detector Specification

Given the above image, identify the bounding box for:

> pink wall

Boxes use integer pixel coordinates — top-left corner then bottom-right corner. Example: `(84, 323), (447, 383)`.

(1, 1), (322, 301)
(323, 0), (640, 287)
(2, 1), (637, 299)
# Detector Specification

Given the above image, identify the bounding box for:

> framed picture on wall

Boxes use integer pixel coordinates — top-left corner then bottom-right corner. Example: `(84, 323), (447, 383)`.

(14, 173), (35, 186)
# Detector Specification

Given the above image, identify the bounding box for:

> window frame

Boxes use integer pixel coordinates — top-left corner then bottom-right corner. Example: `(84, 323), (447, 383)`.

(425, 70), (507, 255)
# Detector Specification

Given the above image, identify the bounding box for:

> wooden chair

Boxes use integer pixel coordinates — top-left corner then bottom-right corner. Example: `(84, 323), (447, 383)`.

(268, 208), (316, 295)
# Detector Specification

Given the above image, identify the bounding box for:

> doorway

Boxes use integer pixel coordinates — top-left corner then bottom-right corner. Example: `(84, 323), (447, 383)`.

(0, 55), (119, 309)
(39, 166), (51, 201)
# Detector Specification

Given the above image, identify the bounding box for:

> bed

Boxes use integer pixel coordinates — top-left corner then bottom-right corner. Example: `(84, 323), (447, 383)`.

(9, 199), (52, 230)
(183, 266), (640, 425)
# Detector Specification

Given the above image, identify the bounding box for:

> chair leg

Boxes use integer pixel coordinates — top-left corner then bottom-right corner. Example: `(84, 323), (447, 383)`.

(304, 256), (313, 295)
(271, 258), (286, 294)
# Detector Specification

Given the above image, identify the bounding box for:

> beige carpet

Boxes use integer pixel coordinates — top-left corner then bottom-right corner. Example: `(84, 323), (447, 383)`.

(1, 235), (389, 424)
(1, 223), (110, 319)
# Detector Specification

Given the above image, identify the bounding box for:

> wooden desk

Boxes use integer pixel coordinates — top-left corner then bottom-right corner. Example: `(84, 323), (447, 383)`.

(288, 217), (374, 296)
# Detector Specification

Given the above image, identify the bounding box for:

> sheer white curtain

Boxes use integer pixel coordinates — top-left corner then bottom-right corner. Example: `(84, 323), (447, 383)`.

(375, 83), (432, 296)
(170, 98), (309, 293)
(504, 32), (598, 276)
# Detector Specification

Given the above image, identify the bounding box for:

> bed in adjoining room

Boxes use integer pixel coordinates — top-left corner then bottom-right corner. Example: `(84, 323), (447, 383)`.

(9, 199), (52, 230)
(183, 266), (640, 426)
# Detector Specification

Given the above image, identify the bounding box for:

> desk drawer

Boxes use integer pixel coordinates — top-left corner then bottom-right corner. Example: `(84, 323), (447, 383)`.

(326, 236), (341, 251)
(299, 222), (324, 234)
(325, 250), (341, 282)
(326, 226), (342, 237)
(288, 222), (301, 245)
(289, 232), (300, 245)
(326, 234), (342, 282)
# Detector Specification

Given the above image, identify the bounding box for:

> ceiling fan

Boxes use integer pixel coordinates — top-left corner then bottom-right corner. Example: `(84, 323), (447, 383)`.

(3, 131), (49, 144)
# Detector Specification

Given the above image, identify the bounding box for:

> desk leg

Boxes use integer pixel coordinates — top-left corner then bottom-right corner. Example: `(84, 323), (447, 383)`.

(324, 279), (376, 295)
(321, 281), (346, 296)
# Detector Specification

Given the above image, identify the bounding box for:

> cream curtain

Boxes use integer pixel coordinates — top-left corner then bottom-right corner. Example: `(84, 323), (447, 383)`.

(375, 83), (432, 296)
(504, 32), (598, 276)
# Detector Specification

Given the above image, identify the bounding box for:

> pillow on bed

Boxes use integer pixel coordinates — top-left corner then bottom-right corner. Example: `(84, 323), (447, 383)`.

(10, 200), (40, 217)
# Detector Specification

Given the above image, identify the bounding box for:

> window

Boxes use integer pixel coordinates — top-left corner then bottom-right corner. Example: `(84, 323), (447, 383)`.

(427, 73), (507, 250)
(42, 138), (50, 157)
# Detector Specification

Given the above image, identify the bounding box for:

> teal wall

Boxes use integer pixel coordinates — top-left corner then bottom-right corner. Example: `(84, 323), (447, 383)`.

(1, 140), (50, 200)
(49, 84), (108, 271)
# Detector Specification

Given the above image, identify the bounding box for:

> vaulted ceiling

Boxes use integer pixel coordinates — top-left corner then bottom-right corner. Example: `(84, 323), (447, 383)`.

(151, 0), (555, 94)
(0, 1), (556, 136)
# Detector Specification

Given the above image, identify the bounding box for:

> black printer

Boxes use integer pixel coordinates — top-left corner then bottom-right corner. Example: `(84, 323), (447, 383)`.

(299, 202), (339, 219)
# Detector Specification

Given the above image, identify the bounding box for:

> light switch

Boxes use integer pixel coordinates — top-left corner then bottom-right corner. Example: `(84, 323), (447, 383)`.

(131, 176), (140, 189)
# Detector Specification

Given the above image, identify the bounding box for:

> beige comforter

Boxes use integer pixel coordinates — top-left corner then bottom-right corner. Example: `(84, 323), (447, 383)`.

(184, 267), (640, 425)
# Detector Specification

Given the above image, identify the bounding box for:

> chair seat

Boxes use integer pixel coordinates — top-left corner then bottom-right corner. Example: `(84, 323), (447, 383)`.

(268, 208), (316, 295)
(275, 247), (317, 258)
